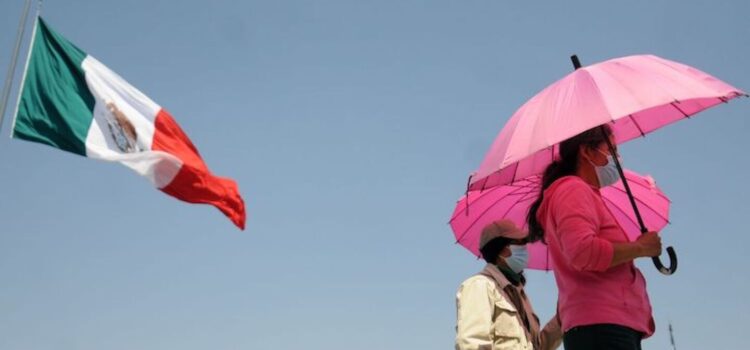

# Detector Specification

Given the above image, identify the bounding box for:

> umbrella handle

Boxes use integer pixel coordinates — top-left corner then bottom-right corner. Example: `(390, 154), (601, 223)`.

(652, 246), (678, 275)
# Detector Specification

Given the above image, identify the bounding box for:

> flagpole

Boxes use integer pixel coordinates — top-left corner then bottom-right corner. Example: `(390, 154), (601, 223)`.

(9, 6), (41, 138)
(0, 0), (35, 136)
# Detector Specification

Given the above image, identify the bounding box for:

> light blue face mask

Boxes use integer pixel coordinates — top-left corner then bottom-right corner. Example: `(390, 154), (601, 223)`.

(589, 152), (621, 188)
(505, 245), (529, 274)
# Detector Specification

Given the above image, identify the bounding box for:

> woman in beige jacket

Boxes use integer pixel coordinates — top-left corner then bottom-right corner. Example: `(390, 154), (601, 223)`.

(455, 220), (562, 350)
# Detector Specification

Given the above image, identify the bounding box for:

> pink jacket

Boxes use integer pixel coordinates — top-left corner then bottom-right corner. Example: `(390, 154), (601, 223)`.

(537, 176), (655, 337)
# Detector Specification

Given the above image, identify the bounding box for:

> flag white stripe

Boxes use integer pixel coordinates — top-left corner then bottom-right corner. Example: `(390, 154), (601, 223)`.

(82, 55), (182, 188)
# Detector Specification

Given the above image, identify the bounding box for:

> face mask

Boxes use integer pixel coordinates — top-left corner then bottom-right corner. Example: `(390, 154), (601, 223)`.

(587, 150), (621, 188)
(505, 245), (529, 274)
(595, 155), (622, 187)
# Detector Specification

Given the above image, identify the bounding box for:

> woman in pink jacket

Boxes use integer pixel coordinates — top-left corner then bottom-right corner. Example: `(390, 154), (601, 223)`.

(525, 125), (662, 350)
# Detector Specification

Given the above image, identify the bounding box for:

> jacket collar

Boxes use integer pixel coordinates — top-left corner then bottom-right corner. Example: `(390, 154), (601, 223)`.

(480, 264), (512, 288)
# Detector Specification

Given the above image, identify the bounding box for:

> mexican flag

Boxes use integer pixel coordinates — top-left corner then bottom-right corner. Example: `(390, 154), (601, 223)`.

(12, 17), (246, 229)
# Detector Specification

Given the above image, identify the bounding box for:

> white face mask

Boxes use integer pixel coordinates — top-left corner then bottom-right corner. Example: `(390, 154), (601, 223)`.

(505, 245), (529, 274)
(587, 150), (621, 188)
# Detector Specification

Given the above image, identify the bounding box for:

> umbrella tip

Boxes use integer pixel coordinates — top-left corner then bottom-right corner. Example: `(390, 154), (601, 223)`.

(570, 55), (582, 69)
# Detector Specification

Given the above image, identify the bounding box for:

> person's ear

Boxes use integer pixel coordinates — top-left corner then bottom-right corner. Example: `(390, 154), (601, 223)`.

(578, 145), (592, 163)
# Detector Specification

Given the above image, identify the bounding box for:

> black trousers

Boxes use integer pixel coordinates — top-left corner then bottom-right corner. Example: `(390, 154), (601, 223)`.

(563, 324), (643, 350)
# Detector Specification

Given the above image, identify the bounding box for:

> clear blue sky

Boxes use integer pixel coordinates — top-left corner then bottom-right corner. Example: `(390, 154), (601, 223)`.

(1, 1), (748, 349)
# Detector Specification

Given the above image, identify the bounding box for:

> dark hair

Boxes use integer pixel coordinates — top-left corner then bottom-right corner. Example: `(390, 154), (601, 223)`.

(525, 125), (613, 243)
(480, 237), (512, 264)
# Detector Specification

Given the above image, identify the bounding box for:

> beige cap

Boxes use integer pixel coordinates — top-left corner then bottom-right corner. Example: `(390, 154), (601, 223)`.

(479, 219), (528, 249)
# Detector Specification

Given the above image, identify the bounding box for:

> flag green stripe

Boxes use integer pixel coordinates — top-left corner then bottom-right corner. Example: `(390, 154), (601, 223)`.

(13, 17), (95, 156)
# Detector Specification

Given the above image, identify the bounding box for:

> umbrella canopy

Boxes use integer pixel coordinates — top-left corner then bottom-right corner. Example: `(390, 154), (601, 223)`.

(450, 169), (670, 271)
(470, 54), (747, 191)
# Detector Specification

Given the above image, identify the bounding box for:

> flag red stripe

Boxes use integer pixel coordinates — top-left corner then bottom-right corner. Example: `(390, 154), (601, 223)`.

(151, 109), (246, 229)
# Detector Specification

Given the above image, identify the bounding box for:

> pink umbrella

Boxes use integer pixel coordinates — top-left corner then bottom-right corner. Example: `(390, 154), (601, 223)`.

(467, 54), (747, 274)
(470, 55), (746, 190)
(450, 169), (670, 271)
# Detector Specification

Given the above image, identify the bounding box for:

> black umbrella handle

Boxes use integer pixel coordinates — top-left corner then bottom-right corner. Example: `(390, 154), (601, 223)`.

(653, 247), (678, 275)
(600, 127), (678, 275)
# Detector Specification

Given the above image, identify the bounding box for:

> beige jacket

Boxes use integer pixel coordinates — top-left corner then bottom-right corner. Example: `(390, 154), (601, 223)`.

(455, 264), (562, 350)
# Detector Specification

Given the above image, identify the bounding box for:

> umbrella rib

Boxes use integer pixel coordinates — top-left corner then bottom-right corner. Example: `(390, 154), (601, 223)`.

(506, 184), (539, 196)
(518, 188), (540, 203)
(449, 186), (500, 222)
(602, 196), (642, 237)
(605, 186), (671, 224)
(516, 190), (540, 199)
(583, 68), (619, 124)
(717, 93), (748, 102)
(511, 178), (541, 190)
(478, 176), (487, 192)
(515, 191), (540, 221)
(510, 161), (518, 185)
(628, 114), (646, 137)
(670, 101), (690, 118)
(462, 185), (497, 217)
(613, 186), (672, 217)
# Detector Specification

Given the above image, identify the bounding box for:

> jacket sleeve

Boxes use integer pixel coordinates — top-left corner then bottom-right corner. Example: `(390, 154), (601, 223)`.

(549, 179), (614, 272)
(537, 313), (563, 350)
(455, 277), (494, 350)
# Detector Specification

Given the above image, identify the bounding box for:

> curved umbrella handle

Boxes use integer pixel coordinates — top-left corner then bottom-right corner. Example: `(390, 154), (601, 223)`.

(652, 246), (677, 275)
